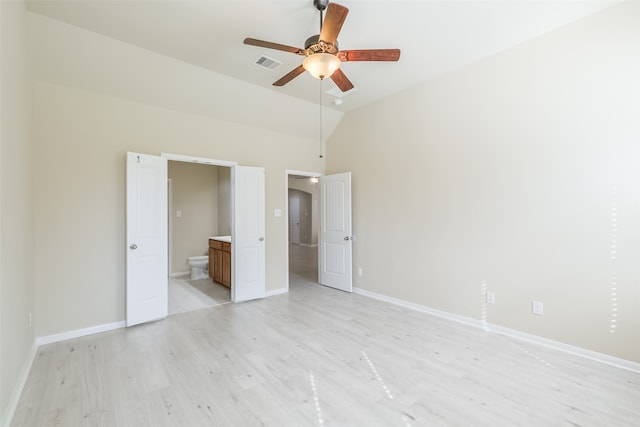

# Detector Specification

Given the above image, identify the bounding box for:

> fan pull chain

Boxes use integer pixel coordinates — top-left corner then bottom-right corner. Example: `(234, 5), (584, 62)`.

(319, 80), (323, 158)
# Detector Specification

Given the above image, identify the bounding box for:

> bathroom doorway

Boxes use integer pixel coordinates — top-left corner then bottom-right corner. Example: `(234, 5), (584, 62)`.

(127, 152), (266, 326)
(286, 171), (321, 289)
(167, 161), (232, 314)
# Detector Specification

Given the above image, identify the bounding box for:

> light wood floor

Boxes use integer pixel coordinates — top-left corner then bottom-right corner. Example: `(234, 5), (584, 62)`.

(289, 243), (318, 283)
(168, 277), (230, 316)
(12, 248), (640, 426)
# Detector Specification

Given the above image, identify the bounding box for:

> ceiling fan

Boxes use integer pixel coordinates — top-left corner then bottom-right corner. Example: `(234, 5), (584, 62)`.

(244, 0), (401, 92)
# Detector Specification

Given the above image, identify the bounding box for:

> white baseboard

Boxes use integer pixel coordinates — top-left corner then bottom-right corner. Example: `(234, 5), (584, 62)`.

(265, 288), (288, 297)
(36, 320), (126, 346)
(0, 341), (38, 427)
(353, 287), (640, 374)
(169, 271), (189, 278)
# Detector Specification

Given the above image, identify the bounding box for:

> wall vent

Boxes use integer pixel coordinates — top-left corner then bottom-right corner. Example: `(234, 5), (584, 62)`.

(254, 56), (282, 70)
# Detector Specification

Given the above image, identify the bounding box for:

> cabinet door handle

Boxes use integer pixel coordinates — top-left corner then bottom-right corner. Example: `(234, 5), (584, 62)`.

(259, 237), (265, 242)
(129, 244), (138, 250)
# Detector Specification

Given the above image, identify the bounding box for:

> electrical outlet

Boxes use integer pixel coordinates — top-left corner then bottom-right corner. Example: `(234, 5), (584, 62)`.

(486, 292), (495, 304)
(532, 300), (544, 315)
(357, 267), (363, 277)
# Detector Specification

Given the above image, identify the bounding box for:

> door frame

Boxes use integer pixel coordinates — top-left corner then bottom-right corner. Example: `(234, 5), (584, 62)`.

(161, 152), (237, 169)
(161, 152), (237, 289)
(160, 152), (238, 277)
(285, 169), (322, 292)
(167, 178), (175, 277)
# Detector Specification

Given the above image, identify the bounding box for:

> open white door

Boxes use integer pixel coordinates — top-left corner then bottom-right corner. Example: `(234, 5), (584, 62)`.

(319, 172), (353, 292)
(232, 166), (266, 302)
(126, 152), (168, 326)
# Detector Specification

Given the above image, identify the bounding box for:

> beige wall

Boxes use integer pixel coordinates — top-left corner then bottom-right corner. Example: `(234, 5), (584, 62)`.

(28, 9), (324, 338)
(33, 82), (324, 337)
(217, 167), (231, 236)
(327, 1), (640, 363)
(0, 0), (35, 420)
(169, 162), (220, 274)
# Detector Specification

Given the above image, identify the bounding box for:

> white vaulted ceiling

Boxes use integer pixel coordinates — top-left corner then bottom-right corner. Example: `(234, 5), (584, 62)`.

(26, 0), (619, 139)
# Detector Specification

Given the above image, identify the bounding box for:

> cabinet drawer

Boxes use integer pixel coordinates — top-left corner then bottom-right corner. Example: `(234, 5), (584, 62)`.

(222, 242), (231, 252)
(209, 239), (222, 250)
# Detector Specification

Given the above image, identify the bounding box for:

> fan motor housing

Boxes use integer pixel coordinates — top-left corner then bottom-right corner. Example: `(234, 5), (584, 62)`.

(304, 34), (339, 54)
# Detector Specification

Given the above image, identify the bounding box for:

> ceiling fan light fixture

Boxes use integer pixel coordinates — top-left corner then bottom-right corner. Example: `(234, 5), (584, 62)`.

(303, 53), (341, 80)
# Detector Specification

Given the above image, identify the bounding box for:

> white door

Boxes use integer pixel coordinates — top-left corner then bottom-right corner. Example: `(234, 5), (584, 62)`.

(126, 152), (168, 326)
(289, 196), (300, 244)
(319, 172), (352, 292)
(232, 166), (266, 302)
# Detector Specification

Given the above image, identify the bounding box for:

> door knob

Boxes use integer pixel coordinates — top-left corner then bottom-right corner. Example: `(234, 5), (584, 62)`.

(129, 244), (138, 250)
(259, 237), (265, 241)
(344, 236), (350, 241)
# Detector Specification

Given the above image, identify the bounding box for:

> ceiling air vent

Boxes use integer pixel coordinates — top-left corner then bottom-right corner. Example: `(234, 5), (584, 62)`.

(254, 56), (282, 70)
(326, 86), (358, 98)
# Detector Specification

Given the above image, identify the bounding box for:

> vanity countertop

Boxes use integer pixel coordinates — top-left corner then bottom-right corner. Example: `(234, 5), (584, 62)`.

(209, 235), (231, 243)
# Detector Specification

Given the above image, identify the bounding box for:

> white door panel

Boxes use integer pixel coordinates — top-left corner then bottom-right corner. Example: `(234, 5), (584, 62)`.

(233, 166), (266, 302)
(126, 152), (168, 326)
(319, 172), (352, 292)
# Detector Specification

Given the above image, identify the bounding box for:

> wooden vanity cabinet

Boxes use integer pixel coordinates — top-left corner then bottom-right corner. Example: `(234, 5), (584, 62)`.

(208, 239), (231, 288)
(221, 242), (231, 287)
(208, 247), (215, 280)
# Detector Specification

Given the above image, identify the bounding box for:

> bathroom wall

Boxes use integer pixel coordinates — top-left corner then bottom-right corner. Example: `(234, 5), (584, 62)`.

(168, 161), (219, 275)
(288, 189), (313, 246)
(217, 167), (231, 236)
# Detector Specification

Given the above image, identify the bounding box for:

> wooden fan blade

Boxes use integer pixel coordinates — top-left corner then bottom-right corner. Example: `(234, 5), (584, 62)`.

(273, 65), (306, 87)
(330, 68), (354, 92)
(338, 49), (401, 62)
(319, 3), (349, 45)
(244, 38), (303, 55)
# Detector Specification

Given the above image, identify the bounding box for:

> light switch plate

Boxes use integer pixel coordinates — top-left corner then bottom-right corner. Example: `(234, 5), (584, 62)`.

(532, 300), (544, 315)
(486, 292), (495, 304)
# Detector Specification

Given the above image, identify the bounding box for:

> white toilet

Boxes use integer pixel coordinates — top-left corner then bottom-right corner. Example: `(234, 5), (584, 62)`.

(187, 255), (208, 280)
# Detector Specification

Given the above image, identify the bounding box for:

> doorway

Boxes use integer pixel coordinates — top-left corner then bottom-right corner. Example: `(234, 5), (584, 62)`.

(167, 161), (232, 315)
(286, 171), (321, 289)
(126, 152), (266, 327)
